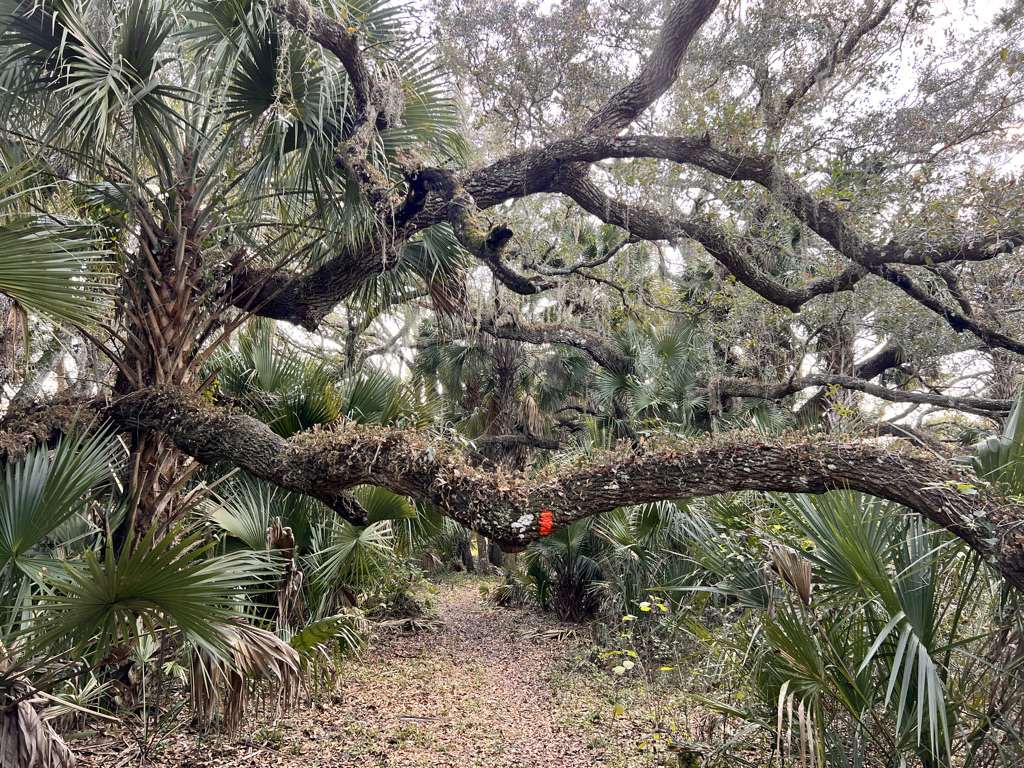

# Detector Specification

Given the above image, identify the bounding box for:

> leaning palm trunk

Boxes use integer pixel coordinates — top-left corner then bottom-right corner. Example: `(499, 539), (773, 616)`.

(0, 679), (76, 768)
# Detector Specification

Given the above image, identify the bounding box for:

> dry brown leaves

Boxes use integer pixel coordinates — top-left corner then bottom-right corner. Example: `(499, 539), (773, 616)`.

(75, 578), (695, 768)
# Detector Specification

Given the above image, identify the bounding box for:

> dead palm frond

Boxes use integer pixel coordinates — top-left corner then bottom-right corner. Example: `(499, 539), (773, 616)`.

(0, 677), (77, 768)
(190, 622), (302, 734)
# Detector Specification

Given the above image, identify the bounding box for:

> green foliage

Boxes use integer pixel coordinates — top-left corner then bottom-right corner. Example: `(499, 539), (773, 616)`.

(525, 519), (603, 622)
(32, 524), (277, 659)
(0, 168), (110, 330)
(676, 491), (1024, 768)
(207, 473), (319, 551)
(0, 425), (117, 630)
(972, 392), (1024, 494)
(288, 613), (364, 658)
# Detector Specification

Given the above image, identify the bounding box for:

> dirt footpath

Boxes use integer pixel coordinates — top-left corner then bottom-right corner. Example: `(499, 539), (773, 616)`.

(77, 577), (690, 768)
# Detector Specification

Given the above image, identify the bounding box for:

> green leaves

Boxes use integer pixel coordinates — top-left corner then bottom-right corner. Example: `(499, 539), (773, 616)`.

(0, 426), (116, 573)
(289, 613), (364, 657)
(32, 525), (277, 659)
(0, 217), (108, 327)
(0, 166), (110, 329)
(675, 490), (1002, 767)
(1, 0), (183, 172)
(971, 391), (1024, 494)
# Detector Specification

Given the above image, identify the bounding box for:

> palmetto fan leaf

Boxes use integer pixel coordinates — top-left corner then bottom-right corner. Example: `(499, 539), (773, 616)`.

(207, 473), (320, 553)
(0, 218), (108, 327)
(0, 426), (117, 573)
(0, 0), (185, 175)
(352, 224), (473, 317)
(0, 425), (117, 635)
(353, 485), (416, 524)
(194, 0), (463, 232)
(212, 318), (344, 436)
(339, 367), (439, 427)
(306, 519), (393, 594)
(972, 391), (1024, 494)
(32, 525), (278, 659)
(754, 492), (980, 764)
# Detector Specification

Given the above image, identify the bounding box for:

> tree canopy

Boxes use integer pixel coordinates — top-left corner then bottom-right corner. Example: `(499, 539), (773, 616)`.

(2, 0), (1024, 588)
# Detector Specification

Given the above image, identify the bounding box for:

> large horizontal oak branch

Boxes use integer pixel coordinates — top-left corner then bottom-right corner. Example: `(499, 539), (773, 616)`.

(106, 386), (1024, 594)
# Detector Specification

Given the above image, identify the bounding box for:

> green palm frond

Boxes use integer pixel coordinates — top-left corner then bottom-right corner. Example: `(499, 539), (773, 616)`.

(0, 425), (117, 574)
(212, 318), (343, 436)
(307, 519), (393, 593)
(391, 500), (446, 555)
(288, 613), (364, 658)
(679, 505), (770, 610)
(352, 224), (472, 316)
(0, 217), (109, 327)
(32, 524), (277, 659)
(732, 491), (983, 764)
(972, 391), (1024, 494)
(207, 473), (319, 551)
(1, 0), (184, 174)
(777, 491), (900, 603)
(339, 367), (439, 427)
(352, 486), (416, 524)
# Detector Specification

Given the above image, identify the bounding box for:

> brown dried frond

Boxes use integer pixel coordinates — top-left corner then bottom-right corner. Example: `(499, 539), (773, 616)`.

(769, 542), (813, 608)
(267, 518), (301, 631)
(191, 623), (302, 735)
(427, 273), (470, 322)
(519, 395), (543, 437)
(0, 679), (76, 768)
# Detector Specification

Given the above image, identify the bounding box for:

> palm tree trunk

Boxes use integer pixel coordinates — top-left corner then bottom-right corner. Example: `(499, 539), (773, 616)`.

(475, 532), (488, 572)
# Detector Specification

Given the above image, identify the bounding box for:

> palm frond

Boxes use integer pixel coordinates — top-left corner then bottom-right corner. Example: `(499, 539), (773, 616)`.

(32, 525), (278, 659)
(0, 425), (117, 573)
(972, 391), (1024, 494)
(0, 218), (109, 327)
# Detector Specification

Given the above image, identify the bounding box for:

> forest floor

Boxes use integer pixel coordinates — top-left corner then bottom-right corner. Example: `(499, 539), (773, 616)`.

(74, 575), (725, 768)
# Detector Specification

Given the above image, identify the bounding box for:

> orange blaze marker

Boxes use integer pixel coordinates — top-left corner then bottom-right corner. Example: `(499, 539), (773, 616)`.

(539, 510), (554, 536)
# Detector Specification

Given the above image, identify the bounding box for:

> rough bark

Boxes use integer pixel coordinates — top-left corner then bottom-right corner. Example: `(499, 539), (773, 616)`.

(583, 0), (722, 134)
(107, 385), (1024, 594)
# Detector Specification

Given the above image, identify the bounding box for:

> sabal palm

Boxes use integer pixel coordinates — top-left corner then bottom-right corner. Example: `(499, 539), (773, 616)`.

(0, 0), (465, 300)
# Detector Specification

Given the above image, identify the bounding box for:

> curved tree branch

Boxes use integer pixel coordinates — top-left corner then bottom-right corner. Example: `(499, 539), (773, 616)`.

(766, 0), (897, 131)
(707, 374), (1013, 418)
(476, 313), (631, 373)
(584, 0), (721, 134)
(872, 265), (1024, 355)
(107, 385), (1024, 594)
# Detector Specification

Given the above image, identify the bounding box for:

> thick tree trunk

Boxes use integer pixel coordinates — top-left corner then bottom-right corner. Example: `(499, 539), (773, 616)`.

(455, 530), (474, 572)
(0, 294), (19, 391)
(475, 532), (488, 572)
(488, 540), (504, 569)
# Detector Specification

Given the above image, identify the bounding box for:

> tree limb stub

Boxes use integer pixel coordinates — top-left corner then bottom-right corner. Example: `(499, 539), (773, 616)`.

(108, 386), (1024, 594)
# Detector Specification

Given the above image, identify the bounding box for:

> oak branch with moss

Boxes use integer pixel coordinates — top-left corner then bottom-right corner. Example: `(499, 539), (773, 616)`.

(106, 386), (1024, 593)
